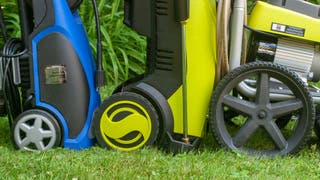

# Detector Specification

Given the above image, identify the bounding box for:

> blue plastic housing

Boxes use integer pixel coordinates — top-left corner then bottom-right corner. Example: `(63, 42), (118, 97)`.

(31, 0), (100, 149)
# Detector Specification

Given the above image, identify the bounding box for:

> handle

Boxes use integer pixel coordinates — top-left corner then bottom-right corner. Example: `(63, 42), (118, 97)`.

(174, 0), (190, 22)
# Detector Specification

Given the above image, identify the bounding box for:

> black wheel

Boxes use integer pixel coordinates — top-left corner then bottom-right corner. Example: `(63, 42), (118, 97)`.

(223, 89), (254, 127)
(275, 114), (294, 129)
(314, 105), (320, 139)
(12, 109), (62, 151)
(93, 92), (159, 151)
(210, 62), (314, 156)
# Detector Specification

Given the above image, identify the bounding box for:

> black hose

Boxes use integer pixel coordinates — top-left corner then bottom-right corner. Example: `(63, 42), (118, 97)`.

(91, 0), (105, 88)
(1, 39), (24, 126)
(0, 4), (9, 42)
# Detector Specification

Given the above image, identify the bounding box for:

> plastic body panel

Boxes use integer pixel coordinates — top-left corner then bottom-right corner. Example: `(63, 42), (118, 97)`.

(249, 1), (320, 43)
(30, 0), (100, 149)
(128, 0), (216, 138)
(124, 0), (151, 37)
(167, 0), (216, 137)
(37, 33), (90, 139)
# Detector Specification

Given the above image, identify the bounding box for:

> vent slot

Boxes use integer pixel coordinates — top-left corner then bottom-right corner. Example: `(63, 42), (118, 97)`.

(156, 49), (173, 71)
(156, 0), (168, 15)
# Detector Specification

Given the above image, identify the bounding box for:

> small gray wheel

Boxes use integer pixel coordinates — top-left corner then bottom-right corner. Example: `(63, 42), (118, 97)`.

(12, 109), (62, 151)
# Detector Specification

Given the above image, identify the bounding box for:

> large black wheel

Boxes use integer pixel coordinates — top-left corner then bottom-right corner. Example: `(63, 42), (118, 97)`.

(93, 92), (159, 151)
(210, 62), (314, 156)
(12, 109), (62, 151)
(314, 106), (320, 139)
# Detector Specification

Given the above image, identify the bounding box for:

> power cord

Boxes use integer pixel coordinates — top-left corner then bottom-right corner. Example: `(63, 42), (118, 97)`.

(1, 39), (25, 126)
(91, 0), (106, 88)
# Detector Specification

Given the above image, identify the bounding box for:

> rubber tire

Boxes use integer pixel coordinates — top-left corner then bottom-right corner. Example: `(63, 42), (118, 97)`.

(209, 62), (314, 156)
(93, 92), (159, 151)
(11, 109), (62, 151)
(314, 105), (320, 139)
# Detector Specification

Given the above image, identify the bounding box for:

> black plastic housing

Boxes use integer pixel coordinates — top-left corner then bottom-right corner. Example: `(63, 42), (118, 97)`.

(124, 0), (151, 37)
(174, 0), (189, 22)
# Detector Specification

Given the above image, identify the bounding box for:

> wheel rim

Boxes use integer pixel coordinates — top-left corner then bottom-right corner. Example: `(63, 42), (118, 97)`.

(14, 114), (57, 151)
(100, 100), (152, 151)
(95, 91), (160, 152)
(211, 63), (314, 155)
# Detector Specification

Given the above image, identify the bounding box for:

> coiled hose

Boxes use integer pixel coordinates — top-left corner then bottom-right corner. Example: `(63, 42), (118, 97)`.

(215, 0), (247, 83)
(1, 39), (24, 126)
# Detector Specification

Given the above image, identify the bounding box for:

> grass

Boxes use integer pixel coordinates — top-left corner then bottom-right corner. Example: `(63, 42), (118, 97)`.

(1, 118), (320, 179)
(1, 0), (320, 179)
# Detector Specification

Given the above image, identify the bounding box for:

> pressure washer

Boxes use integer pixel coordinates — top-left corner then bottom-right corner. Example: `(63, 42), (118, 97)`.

(93, 0), (320, 156)
(0, 0), (104, 151)
(93, 0), (216, 152)
(2, 0), (320, 156)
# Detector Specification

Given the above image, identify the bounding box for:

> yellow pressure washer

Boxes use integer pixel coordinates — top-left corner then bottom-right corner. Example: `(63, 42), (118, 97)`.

(93, 0), (320, 156)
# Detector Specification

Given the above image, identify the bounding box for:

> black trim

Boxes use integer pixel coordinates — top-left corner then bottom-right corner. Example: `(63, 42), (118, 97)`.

(28, 0), (57, 108)
(67, 0), (83, 12)
(17, 0), (34, 47)
(27, 0), (82, 12)
(124, 0), (152, 37)
(31, 0), (55, 30)
(244, 25), (279, 38)
(142, 0), (183, 99)
(174, 0), (189, 22)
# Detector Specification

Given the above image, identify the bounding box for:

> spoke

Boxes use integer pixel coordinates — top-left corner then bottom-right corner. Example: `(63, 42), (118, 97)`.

(35, 141), (45, 150)
(223, 95), (256, 115)
(256, 73), (270, 105)
(34, 117), (43, 129)
(20, 138), (31, 147)
(271, 99), (303, 118)
(232, 119), (260, 148)
(20, 123), (32, 133)
(264, 121), (288, 150)
(40, 130), (54, 138)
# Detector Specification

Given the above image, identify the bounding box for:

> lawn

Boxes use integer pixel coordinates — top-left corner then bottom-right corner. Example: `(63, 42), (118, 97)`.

(1, 0), (320, 179)
(1, 117), (320, 179)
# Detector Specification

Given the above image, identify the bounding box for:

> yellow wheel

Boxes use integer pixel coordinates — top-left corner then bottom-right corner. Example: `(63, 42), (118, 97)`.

(93, 92), (159, 151)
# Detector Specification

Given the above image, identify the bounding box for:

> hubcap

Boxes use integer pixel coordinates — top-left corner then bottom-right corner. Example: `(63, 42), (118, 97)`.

(14, 114), (57, 151)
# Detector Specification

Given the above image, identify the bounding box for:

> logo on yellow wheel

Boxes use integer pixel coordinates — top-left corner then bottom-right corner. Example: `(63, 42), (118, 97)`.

(100, 100), (152, 151)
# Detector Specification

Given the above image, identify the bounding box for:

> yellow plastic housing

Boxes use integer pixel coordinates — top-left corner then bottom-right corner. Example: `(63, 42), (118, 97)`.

(168, 0), (217, 137)
(249, 1), (320, 42)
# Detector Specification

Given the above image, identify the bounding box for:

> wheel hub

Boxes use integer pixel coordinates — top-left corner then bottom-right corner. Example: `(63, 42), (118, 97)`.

(28, 127), (43, 142)
(257, 110), (267, 119)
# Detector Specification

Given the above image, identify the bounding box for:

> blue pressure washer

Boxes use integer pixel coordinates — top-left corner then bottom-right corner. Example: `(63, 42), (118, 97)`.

(0, 0), (104, 150)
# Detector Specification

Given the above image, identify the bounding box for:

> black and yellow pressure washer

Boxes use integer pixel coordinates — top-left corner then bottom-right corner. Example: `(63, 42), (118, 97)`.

(93, 0), (216, 152)
(93, 0), (320, 156)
